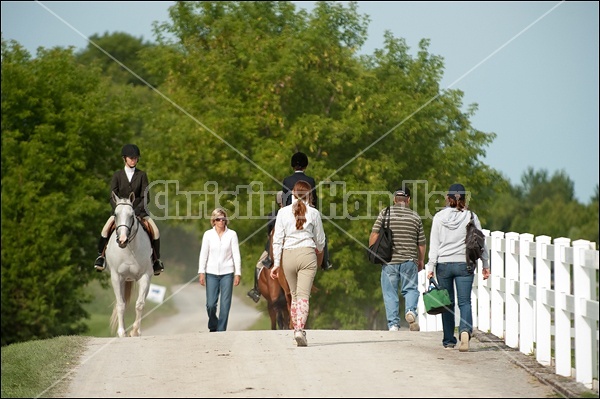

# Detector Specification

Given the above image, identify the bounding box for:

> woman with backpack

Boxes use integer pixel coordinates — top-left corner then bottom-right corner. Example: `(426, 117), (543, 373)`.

(425, 183), (490, 352)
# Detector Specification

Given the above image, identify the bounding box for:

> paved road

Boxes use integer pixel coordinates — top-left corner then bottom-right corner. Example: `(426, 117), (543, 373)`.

(143, 282), (263, 335)
(59, 283), (585, 398)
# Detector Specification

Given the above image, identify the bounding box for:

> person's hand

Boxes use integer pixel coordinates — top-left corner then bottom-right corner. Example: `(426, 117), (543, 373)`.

(417, 260), (424, 272)
(427, 271), (434, 279)
(270, 266), (280, 280)
(234, 275), (241, 286)
(198, 273), (205, 286)
(482, 268), (491, 280)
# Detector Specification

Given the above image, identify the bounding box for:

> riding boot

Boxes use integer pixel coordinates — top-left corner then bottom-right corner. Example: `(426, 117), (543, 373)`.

(94, 236), (108, 271)
(290, 300), (298, 331)
(296, 298), (309, 331)
(321, 238), (333, 271)
(247, 268), (261, 303)
(152, 239), (164, 276)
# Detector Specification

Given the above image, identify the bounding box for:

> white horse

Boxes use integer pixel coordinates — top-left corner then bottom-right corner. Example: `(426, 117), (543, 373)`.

(105, 192), (154, 337)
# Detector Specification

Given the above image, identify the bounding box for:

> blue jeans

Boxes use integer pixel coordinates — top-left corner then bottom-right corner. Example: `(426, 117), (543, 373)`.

(381, 261), (419, 329)
(205, 273), (234, 332)
(436, 262), (474, 347)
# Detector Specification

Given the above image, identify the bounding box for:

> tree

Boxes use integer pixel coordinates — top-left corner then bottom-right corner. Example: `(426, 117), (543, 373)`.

(76, 32), (164, 87)
(142, 1), (498, 329)
(486, 168), (598, 245)
(1, 39), (138, 345)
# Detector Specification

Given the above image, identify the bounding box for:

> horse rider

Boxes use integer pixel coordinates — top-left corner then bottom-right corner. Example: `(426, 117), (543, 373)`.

(93, 144), (165, 276)
(282, 151), (333, 271)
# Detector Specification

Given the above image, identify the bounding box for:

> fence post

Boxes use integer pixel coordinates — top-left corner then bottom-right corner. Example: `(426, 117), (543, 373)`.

(505, 232), (520, 348)
(573, 239), (593, 388)
(491, 231), (505, 338)
(534, 235), (551, 364)
(477, 230), (492, 333)
(553, 237), (572, 377)
(518, 233), (535, 355)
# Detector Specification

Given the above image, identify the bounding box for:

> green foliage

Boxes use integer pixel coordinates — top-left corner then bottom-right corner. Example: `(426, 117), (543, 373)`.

(142, 1), (498, 329)
(2, 1), (597, 343)
(76, 31), (164, 87)
(485, 167), (599, 244)
(1, 40), (139, 346)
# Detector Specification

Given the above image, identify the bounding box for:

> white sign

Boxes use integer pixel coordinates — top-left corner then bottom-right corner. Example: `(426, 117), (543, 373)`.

(147, 283), (166, 303)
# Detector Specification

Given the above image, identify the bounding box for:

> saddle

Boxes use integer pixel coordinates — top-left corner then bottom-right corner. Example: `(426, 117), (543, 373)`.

(102, 218), (156, 259)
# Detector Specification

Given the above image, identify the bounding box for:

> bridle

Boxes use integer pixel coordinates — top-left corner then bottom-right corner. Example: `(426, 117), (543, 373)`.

(114, 202), (140, 246)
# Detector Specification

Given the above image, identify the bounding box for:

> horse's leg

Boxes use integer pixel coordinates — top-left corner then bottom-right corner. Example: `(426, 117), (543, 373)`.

(131, 275), (151, 337)
(277, 272), (293, 330)
(258, 268), (277, 330)
(275, 288), (290, 330)
(111, 276), (127, 338)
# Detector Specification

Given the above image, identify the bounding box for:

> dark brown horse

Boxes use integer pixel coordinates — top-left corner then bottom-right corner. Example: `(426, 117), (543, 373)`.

(257, 266), (290, 330)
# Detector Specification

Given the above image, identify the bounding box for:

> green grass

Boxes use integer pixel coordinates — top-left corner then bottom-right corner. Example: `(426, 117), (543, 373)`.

(1, 335), (88, 398)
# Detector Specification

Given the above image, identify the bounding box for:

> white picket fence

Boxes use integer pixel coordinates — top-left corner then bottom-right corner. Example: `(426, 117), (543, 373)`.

(416, 231), (599, 391)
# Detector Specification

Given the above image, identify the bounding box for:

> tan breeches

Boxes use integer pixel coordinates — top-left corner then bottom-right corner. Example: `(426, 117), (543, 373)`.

(101, 215), (160, 239)
(281, 247), (317, 301)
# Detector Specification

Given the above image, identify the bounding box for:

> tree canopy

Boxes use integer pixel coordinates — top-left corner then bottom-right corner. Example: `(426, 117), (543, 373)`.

(1, 1), (597, 344)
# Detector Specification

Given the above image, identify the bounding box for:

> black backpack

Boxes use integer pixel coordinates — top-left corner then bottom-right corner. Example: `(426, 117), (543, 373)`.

(465, 211), (485, 272)
(367, 206), (394, 265)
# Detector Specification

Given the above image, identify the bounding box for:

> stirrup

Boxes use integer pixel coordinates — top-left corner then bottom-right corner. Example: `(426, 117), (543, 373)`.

(247, 289), (260, 303)
(94, 256), (105, 271)
(153, 259), (164, 276)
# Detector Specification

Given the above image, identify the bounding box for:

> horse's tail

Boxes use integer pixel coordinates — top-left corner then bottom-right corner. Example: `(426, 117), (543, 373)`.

(110, 306), (118, 335)
(124, 281), (133, 305)
(109, 281), (134, 335)
(274, 288), (287, 309)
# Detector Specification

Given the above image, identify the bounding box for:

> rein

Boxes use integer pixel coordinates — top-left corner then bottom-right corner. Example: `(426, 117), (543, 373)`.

(114, 202), (140, 243)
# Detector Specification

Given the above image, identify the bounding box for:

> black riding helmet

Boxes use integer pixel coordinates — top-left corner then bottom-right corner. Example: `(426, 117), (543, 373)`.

(291, 151), (308, 168)
(121, 144), (141, 158)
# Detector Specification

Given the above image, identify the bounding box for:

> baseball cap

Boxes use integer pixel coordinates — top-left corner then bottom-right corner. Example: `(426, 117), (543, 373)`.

(394, 186), (411, 197)
(447, 183), (466, 200)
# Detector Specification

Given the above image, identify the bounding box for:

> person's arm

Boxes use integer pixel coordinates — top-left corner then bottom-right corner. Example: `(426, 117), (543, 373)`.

(270, 213), (285, 280)
(310, 177), (318, 208)
(417, 219), (427, 271)
(198, 231), (210, 285)
(473, 212), (490, 270)
(137, 171), (149, 217)
(282, 176), (292, 206)
(473, 212), (491, 280)
(417, 244), (426, 272)
(425, 216), (440, 278)
(369, 210), (384, 246)
(231, 231), (242, 286)
(369, 232), (379, 246)
(271, 213), (284, 268)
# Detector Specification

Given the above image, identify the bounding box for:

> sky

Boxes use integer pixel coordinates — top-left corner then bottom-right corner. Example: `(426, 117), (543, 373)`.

(2, 1), (598, 203)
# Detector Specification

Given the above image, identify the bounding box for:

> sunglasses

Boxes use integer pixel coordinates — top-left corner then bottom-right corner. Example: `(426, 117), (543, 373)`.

(215, 218), (226, 222)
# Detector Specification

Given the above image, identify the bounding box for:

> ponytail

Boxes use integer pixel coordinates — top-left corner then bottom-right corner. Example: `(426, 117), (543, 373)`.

(291, 180), (312, 230)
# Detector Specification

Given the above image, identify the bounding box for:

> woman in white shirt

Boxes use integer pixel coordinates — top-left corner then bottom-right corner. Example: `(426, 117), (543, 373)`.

(270, 180), (326, 346)
(198, 208), (242, 332)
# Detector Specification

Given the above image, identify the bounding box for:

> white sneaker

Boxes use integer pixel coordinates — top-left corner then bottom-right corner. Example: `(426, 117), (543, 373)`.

(389, 325), (399, 331)
(459, 331), (470, 352)
(294, 330), (307, 347)
(405, 311), (420, 331)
